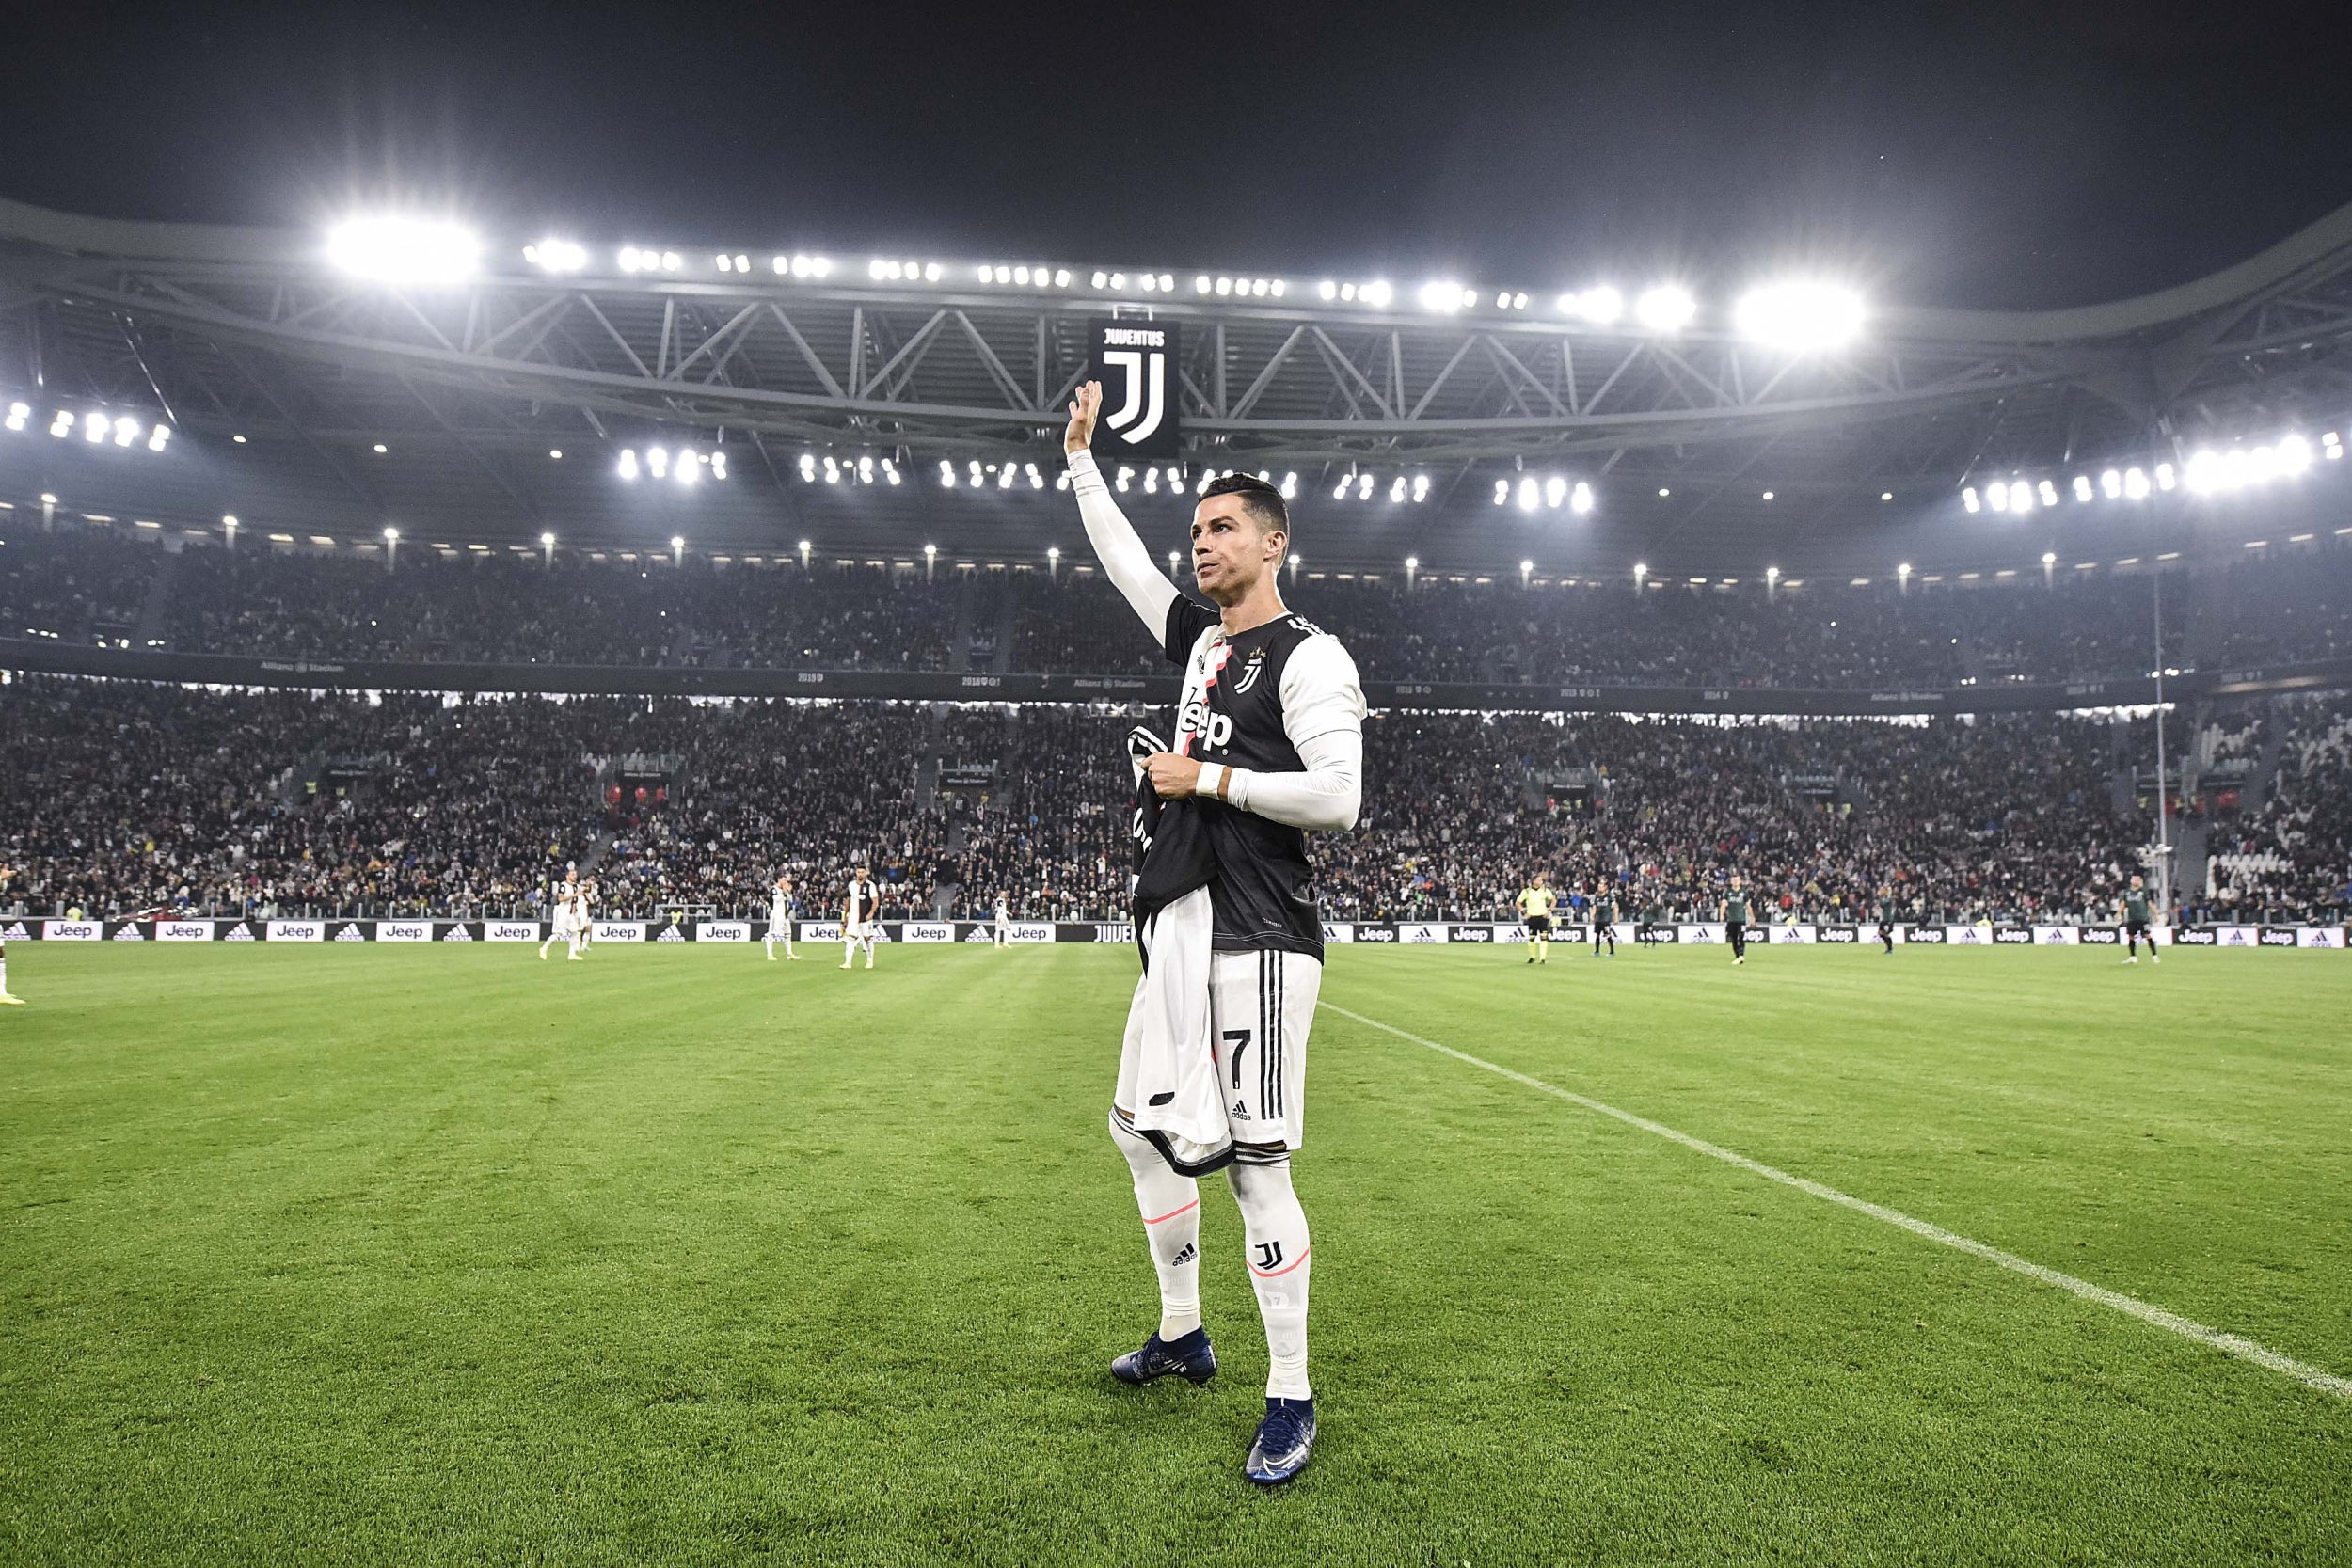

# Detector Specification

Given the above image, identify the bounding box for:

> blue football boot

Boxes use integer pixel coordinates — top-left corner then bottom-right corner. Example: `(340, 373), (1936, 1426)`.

(1110, 1326), (1217, 1386)
(1244, 1396), (1316, 1484)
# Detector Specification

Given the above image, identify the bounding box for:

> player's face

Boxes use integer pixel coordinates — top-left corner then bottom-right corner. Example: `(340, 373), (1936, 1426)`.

(1188, 498), (1283, 606)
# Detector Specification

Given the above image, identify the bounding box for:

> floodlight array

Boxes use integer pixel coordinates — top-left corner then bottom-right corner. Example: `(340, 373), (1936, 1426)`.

(1489, 475), (1596, 515)
(1961, 426), (2343, 514)
(616, 445), (728, 484)
(8, 400), (171, 453)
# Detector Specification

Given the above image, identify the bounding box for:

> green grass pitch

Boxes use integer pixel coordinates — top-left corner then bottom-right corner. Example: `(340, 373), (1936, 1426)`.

(4, 940), (2349, 1565)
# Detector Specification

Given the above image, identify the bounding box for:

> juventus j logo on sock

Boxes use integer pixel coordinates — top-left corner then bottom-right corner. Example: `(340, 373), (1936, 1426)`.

(1253, 1241), (1285, 1271)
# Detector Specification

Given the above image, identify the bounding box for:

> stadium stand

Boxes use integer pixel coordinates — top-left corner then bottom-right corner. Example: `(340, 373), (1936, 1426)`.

(9, 674), (2344, 926)
(20, 525), (2352, 686)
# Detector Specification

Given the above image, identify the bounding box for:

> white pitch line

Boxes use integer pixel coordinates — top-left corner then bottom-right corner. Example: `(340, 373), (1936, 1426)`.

(1318, 1001), (2352, 1402)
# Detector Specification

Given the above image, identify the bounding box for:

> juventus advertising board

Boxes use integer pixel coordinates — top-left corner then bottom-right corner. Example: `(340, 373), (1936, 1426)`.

(1088, 319), (1180, 458)
(14, 919), (2348, 949)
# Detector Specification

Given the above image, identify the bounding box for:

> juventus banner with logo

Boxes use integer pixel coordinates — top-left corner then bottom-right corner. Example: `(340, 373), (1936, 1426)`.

(1088, 319), (1181, 458)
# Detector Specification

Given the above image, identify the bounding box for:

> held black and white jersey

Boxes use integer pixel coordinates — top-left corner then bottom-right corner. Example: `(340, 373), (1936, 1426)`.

(1158, 595), (1362, 959)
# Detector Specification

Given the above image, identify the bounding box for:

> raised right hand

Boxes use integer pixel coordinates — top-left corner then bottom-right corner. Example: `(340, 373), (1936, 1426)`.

(1064, 380), (1102, 455)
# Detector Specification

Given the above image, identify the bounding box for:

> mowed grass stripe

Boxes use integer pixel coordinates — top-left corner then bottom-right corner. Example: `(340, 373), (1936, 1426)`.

(1318, 998), (2352, 1401)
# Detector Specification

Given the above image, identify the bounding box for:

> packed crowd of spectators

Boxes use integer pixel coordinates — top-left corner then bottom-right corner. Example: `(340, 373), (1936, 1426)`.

(2204, 692), (2352, 918)
(14, 527), (2352, 688)
(13, 676), (2344, 926)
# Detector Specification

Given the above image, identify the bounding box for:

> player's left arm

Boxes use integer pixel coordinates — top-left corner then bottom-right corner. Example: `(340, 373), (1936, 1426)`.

(1156, 637), (1366, 832)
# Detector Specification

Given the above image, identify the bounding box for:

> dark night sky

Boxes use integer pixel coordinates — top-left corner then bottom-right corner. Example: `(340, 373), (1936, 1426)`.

(6, 0), (2350, 310)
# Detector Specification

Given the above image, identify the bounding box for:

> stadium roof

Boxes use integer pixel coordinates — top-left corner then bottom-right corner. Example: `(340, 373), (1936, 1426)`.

(3, 194), (2351, 577)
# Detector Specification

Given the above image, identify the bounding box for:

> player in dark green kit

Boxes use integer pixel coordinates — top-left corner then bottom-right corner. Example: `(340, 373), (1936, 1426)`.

(1591, 890), (1617, 956)
(1876, 890), (1898, 954)
(1721, 877), (1752, 965)
(2117, 875), (2161, 964)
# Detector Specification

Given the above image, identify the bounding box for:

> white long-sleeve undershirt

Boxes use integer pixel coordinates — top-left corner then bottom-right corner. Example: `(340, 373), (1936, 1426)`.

(1065, 449), (1179, 634)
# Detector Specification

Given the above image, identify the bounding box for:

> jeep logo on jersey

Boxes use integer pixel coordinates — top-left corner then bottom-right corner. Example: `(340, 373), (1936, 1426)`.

(1089, 319), (1180, 457)
(1177, 701), (1233, 753)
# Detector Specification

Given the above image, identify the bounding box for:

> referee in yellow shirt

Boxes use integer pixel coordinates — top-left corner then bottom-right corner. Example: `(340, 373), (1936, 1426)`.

(1515, 874), (1560, 965)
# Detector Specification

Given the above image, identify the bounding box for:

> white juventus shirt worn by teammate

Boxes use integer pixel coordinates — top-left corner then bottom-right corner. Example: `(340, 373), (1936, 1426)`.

(842, 877), (880, 968)
(1067, 447), (1364, 1413)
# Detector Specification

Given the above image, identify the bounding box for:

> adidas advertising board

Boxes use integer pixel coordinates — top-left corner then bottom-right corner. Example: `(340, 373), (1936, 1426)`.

(2033, 925), (2080, 945)
(376, 920), (434, 942)
(592, 921), (647, 942)
(2215, 926), (2259, 947)
(484, 920), (543, 942)
(1768, 924), (1818, 944)
(1322, 922), (1355, 944)
(110, 921), (146, 941)
(1946, 925), (1990, 945)
(1400, 923), (1446, 944)
(439, 923), (477, 942)
(962, 925), (996, 943)
(266, 920), (325, 942)
(1678, 924), (1727, 944)
(695, 921), (753, 942)
(899, 922), (955, 943)
(0, 920), (30, 942)
(1088, 319), (1181, 458)
(220, 922), (256, 942)
(654, 925), (686, 942)
(156, 920), (215, 942)
(331, 922), (369, 942)
(43, 920), (102, 942)
(2296, 926), (2345, 948)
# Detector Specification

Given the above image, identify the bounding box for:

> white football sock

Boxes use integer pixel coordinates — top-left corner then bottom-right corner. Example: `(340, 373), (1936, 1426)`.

(1231, 1156), (1311, 1399)
(1110, 1110), (1202, 1339)
(0, 948), (8, 991)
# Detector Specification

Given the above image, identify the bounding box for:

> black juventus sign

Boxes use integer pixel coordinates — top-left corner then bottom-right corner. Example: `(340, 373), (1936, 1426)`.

(1088, 319), (1181, 458)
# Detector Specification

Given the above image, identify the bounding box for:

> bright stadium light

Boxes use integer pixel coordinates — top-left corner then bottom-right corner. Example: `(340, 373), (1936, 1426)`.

(1518, 477), (1539, 513)
(1634, 285), (1696, 333)
(1735, 280), (1865, 350)
(1570, 481), (1595, 515)
(1544, 476), (1566, 509)
(1962, 486), (1981, 513)
(2074, 474), (2094, 502)
(1359, 280), (1392, 309)
(938, 458), (956, 487)
(1280, 471), (1298, 499)
(326, 215), (482, 285)
(83, 411), (107, 443)
(524, 238), (587, 274)
(1417, 281), (1469, 312)
(2123, 467), (2150, 499)
(1560, 286), (1623, 325)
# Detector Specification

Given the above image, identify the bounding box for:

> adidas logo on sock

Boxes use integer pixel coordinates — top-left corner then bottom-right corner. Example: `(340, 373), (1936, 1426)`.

(1170, 1243), (1197, 1265)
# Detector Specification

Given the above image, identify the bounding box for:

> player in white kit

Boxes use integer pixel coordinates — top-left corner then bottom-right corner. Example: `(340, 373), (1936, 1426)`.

(540, 869), (579, 960)
(766, 874), (802, 960)
(993, 890), (1011, 948)
(1063, 380), (1364, 1485)
(840, 866), (880, 970)
(0, 864), (24, 1004)
(570, 882), (595, 958)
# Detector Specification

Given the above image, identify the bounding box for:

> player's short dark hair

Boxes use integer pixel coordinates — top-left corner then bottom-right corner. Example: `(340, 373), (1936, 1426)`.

(1201, 472), (1289, 536)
